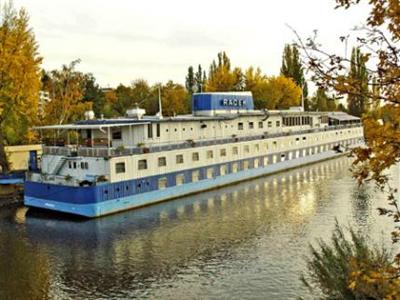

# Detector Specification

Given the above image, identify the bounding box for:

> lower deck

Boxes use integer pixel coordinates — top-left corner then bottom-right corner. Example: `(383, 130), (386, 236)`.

(24, 138), (361, 217)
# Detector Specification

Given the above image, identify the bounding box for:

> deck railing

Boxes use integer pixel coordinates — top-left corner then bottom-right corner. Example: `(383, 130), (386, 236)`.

(42, 124), (362, 158)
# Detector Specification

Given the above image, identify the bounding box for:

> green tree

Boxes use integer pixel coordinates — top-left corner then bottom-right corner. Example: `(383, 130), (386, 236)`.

(194, 64), (205, 93)
(347, 47), (369, 117)
(113, 84), (133, 116)
(82, 73), (105, 118)
(0, 2), (42, 172)
(310, 87), (337, 111)
(280, 44), (309, 110)
(301, 221), (399, 299)
(185, 66), (195, 93)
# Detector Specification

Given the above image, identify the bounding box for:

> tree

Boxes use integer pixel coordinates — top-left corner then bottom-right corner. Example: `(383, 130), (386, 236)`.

(131, 79), (156, 115)
(295, 0), (400, 290)
(301, 221), (399, 299)
(310, 87), (338, 111)
(206, 52), (239, 92)
(310, 88), (328, 111)
(233, 67), (245, 91)
(82, 73), (105, 118)
(255, 75), (301, 109)
(161, 81), (188, 116)
(347, 47), (369, 117)
(244, 67), (269, 107)
(194, 64), (205, 93)
(43, 60), (92, 125)
(0, 2), (42, 172)
(280, 44), (309, 110)
(113, 84), (134, 116)
(185, 66), (195, 93)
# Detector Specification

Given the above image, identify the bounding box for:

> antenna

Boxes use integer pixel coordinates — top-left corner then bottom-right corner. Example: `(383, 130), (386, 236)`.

(157, 85), (163, 119)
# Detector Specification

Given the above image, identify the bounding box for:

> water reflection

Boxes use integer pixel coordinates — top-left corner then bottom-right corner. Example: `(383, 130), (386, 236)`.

(0, 157), (397, 300)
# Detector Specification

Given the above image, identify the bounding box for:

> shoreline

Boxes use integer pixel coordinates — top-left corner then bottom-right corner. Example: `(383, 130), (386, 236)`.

(0, 185), (23, 208)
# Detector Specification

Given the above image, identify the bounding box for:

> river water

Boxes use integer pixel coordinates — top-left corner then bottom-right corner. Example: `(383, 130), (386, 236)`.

(0, 157), (398, 300)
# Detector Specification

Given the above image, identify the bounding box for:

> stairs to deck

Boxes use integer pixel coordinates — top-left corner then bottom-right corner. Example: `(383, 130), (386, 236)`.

(52, 157), (67, 175)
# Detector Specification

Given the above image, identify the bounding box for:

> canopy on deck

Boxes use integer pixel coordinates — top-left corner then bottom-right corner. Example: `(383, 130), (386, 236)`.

(34, 122), (150, 130)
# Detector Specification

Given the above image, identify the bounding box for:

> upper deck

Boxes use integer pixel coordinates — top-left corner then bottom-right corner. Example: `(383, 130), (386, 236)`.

(37, 92), (361, 158)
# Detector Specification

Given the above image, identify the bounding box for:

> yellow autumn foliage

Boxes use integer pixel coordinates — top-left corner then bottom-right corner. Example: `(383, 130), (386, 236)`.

(0, 3), (41, 171)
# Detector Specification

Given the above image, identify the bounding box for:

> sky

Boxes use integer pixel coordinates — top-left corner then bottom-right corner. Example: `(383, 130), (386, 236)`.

(13, 0), (370, 88)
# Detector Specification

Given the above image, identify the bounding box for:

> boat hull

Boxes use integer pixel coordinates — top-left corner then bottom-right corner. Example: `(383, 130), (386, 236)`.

(24, 150), (348, 218)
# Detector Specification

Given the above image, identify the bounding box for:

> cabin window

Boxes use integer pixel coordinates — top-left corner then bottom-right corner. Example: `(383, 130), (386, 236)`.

(80, 162), (89, 169)
(249, 122), (254, 129)
(112, 131), (122, 140)
(115, 162), (125, 174)
(254, 158), (259, 168)
(220, 149), (226, 157)
(138, 159), (147, 170)
(238, 122), (244, 130)
(244, 145), (250, 153)
(243, 160), (249, 170)
(303, 137), (306, 140)
(156, 124), (161, 137)
(263, 157), (269, 166)
(192, 170), (200, 182)
(73, 162), (77, 169)
(68, 161), (72, 169)
(158, 177), (167, 189)
(192, 152), (199, 161)
(220, 165), (227, 175)
(258, 121), (263, 129)
(206, 150), (214, 159)
(232, 162), (238, 173)
(148, 124), (153, 138)
(206, 168), (214, 179)
(176, 154), (184, 164)
(176, 174), (185, 185)
(276, 121), (281, 127)
(158, 157), (166, 167)
(232, 146), (238, 155)
(268, 121), (272, 128)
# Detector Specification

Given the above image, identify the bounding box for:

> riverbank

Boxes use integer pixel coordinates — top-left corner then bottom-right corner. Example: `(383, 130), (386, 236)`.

(0, 185), (23, 208)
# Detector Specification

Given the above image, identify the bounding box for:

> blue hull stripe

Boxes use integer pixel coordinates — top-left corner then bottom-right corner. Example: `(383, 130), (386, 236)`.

(25, 150), (345, 217)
